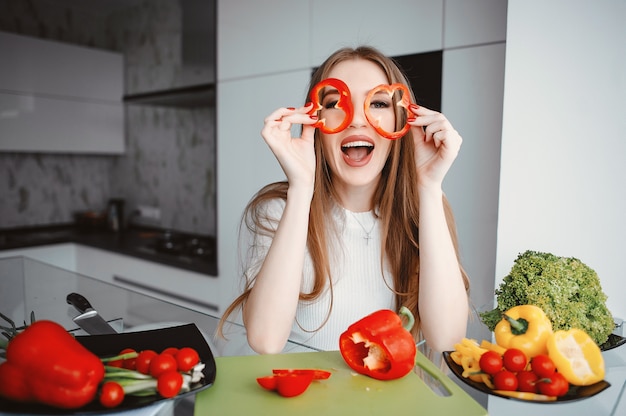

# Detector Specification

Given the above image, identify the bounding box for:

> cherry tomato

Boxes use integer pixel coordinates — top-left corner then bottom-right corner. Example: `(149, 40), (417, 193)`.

(503, 348), (527, 372)
(120, 348), (137, 370)
(135, 349), (158, 374)
(176, 347), (200, 372)
(516, 370), (539, 393)
(157, 370), (184, 398)
(99, 381), (125, 408)
(162, 347), (180, 356)
(478, 351), (503, 375)
(493, 370), (518, 391)
(150, 353), (178, 378)
(272, 369), (332, 380)
(531, 354), (556, 378)
(537, 372), (569, 397)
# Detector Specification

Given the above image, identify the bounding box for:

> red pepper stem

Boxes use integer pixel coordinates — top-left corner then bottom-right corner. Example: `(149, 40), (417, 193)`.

(399, 306), (415, 332)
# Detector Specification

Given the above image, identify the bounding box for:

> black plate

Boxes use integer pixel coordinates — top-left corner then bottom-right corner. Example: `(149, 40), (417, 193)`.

(443, 351), (610, 403)
(600, 333), (626, 351)
(0, 323), (216, 414)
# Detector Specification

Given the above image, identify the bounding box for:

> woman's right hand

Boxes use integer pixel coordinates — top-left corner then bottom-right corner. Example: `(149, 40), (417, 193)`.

(261, 104), (317, 190)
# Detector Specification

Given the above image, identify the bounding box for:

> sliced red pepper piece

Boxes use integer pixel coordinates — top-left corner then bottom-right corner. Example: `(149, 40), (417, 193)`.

(339, 306), (416, 380)
(307, 78), (353, 134)
(256, 372), (315, 397)
(364, 83), (412, 140)
(272, 368), (332, 380)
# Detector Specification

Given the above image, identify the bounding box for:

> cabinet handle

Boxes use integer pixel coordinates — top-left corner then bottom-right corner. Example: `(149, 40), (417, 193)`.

(112, 274), (219, 313)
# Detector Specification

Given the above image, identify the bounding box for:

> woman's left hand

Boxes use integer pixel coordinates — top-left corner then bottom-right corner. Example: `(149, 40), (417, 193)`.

(408, 104), (462, 188)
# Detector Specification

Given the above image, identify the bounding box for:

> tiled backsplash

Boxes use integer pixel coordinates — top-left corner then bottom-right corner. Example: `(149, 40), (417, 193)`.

(0, 0), (216, 236)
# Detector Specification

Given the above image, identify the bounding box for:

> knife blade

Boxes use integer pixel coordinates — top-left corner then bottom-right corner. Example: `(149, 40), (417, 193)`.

(66, 292), (117, 335)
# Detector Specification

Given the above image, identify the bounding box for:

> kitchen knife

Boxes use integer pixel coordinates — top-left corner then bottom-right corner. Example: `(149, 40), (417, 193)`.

(66, 292), (117, 335)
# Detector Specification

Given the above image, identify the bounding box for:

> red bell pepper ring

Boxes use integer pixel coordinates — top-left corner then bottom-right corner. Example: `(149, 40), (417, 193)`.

(364, 83), (412, 140)
(0, 320), (105, 409)
(307, 78), (354, 134)
(339, 307), (416, 380)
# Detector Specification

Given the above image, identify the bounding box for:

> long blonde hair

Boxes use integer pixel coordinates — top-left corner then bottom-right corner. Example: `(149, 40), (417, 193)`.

(218, 46), (469, 341)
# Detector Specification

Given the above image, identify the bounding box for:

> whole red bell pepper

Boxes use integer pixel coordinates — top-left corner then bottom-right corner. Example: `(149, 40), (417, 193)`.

(339, 307), (416, 380)
(0, 320), (105, 409)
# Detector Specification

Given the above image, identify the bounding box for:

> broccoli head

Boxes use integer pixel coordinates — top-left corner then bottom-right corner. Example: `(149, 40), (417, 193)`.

(480, 250), (614, 346)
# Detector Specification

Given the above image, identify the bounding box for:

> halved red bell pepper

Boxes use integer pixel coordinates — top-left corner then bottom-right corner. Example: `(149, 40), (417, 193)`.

(0, 320), (105, 409)
(364, 83), (412, 140)
(339, 307), (416, 380)
(307, 78), (353, 134)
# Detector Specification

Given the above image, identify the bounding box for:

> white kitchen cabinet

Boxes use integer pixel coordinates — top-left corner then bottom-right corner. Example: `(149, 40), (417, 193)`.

(310, 0), (444, 65)
(0, 243), (76, 271)
(217, 0), (310, 81)
(74, 245), (220, 315)
(0, 31), (124, 154)
(443, 0), (508, 48)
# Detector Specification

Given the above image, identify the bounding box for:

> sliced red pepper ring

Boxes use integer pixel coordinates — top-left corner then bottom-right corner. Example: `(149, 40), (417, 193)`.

(364, 83), (412, 140)
(307, 78), (353, 134)
(272, 368), (332, 380)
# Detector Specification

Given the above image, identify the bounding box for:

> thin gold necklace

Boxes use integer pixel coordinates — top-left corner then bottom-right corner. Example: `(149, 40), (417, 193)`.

(350, 212), (376, 244)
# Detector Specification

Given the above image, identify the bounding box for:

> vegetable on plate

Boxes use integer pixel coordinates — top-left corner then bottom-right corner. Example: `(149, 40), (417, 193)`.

(546, 328), (605, 386)
(480, 250), (614, 346)
(494, 304), (553, 359)
(0, 320), (105, 409)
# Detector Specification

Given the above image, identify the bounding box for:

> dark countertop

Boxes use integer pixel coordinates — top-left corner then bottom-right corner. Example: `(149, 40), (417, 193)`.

(0, 223), (217, 276)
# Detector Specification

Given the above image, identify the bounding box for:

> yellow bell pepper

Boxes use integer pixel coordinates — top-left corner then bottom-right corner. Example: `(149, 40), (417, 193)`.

(546, 328), (605, 386)
(494, 305), (553, 358)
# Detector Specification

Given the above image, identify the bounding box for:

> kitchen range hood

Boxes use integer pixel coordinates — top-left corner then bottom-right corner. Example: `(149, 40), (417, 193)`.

(123, 0), (215, 108)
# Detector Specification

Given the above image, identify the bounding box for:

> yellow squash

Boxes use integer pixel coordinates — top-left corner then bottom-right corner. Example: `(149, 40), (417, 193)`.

(546, 328), (605, 386)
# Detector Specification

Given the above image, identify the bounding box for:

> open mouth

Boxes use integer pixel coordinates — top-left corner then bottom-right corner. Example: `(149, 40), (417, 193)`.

(341, 140), (374, 162)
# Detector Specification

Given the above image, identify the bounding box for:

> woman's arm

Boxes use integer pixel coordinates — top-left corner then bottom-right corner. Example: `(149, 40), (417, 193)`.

(242, 106), (317, 354)
(409, 105), (468, 352)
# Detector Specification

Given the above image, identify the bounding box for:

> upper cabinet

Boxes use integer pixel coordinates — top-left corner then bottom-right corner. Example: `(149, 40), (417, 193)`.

(123, 0), (216, 108)
(0, 31), (124, 154)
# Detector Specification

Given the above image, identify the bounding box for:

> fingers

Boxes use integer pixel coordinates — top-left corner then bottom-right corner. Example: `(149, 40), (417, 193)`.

(408, 104), (462, 151)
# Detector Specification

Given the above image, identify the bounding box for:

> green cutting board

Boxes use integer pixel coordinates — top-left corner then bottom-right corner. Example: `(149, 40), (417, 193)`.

(195, 350), (487, 415)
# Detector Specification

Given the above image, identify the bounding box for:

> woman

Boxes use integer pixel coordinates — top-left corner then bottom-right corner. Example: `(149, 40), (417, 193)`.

(219, 46), (469, 354)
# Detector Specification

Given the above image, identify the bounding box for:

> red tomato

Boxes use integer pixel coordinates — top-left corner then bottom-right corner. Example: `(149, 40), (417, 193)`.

(492, 370), (518, 391)
(162, 347), (179, 356)
(176, 347), (200, 372)
(516, 370), (539, 393)
(157, 370), (184, 398)
(537, 372), (569, 397)
(503, 348), (527, 372)
(150, 353), (178, 378)
(135, 350), (158, 374)
(531, 354), (556, 378)
(478, 351), (503, 375)
(272, 369), (332, 380)
(99, 381), (125, 408)
(120, 348), (137, 370)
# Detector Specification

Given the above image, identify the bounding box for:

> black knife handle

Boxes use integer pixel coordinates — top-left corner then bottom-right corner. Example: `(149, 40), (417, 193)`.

(66, 292), (94, 313)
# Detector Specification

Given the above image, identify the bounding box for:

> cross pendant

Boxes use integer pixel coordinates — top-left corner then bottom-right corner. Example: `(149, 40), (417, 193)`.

(364, 234), (371, 245)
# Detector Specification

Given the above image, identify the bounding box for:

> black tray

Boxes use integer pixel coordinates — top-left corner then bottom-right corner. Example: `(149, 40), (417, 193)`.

(0, 323), (216, 414)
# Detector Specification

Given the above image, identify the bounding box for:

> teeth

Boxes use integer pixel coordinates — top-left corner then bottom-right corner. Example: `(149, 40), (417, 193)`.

(342, 141), (373, 148)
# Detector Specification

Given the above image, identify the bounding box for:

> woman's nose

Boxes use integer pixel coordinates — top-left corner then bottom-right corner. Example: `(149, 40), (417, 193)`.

(349, 100), (367, 128)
